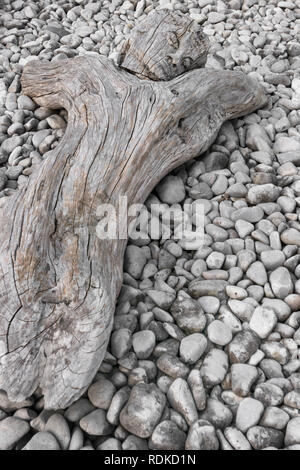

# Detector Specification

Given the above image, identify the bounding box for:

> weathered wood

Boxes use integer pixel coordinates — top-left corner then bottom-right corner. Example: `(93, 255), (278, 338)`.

(118, 9), (210, 81)
(0, 10), (267, 409)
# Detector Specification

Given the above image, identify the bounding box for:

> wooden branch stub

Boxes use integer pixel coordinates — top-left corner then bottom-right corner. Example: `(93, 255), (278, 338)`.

(119, 9), (210, 81)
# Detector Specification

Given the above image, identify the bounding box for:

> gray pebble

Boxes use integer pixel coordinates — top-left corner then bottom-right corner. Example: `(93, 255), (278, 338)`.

(246, 261), (268, 286)
(17, 95), (35, 111)
(261, 250), (285, 271)
(246, 124), (272, 153)
(200, 399), (233, 430)
(185, 420), (219, 450)
(236, 398), (265, 433)
(189, 182), (213, 199)
(111, 328), (132, 359)
(157, 353), (189, 379)
(285, 417), (300, 446)
(207, 320), (232, 346)
(149, 420), (186, 450)
(254, 383), (284, 407)
(22, 432), (60, 451)
(64, 398), (94, 423)
(132, 330), (156, 359)
(247, 184), (280, 205)
(167, 378), (198, 426)
(88, 377), (116, 410)
(281, 228), (300, 246)
(247, 426), (283, 450)
(208, 12), (226, 24)
(180, 333), (207, 364)
(156, 175), (186, 204)
(0, 417), (30, 450)
(79, 410), (113, 436)
(231, 207), (264, 223)
(228, 330), (260, 363)
(46, 115), (66, 129)
(147, 289), (176, 310)
(187, 370), (206, 411)
(124, 245), (147, 280)
(45, 413), (70, 450)
(201, 349), (228, 387)
(231, 364), (258, 397)
(98, 438), (122, 451)
(107, 387), (131, 426)
(270, 267), (293, 299)
(260, 407), (290, 430)
(170, 296), (206, 333)
(284, 390), (300, 410)
(0, 135), (23, 155)
(249, 306), (277, 339)
(69, 427), (84, 451)
(224, 427), (252, 451)
(188, 279), (228, 300)
(198, 296), (220, 314)
(122, 435), (148, 450)
(32, 129), (51, 149)
(120, 383), (166, 438)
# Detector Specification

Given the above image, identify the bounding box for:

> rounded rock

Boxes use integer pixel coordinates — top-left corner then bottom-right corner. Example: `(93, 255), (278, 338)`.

(88, 378), (116, 410)
(281, 228), (300, 246)
(132, 330), (156, 359)
(79, 410), (114, 436)
(64, 398), (94, 423)
(246, 261), (268, 286)
(156, 175), (186, 204)
(124, 245), (147, 280)
(186, 420), (219, 450)
(236, 398), (265, 433)
(270, 267), (293, 299)
(201, 349), (228, 387)
(260, 407), (290, 431)
(249, 306), (277, 339)
(198, 296), (220, 315)
(200, 399), (233, 430)
(120, 383), (166, 438)
(167, 378), (198, 426)
(285, 418), (300, 446)
(228, 330), (260, 363)
(247, 184), (280, 205)
(45, 414), (70, 450)
(247, 426), (284, 450)
(22, 432), (60, 451)
(179, 333), (207, 364)
(111, 329), (132, 359)
(254, 383), (284, 407)
(207, 320), (233, 346)
(231, 364), (258, 397)
(0, 417), (30, 450)
(224, 427), (252, 451)
(170, 297), (206, 333)
(149, 420), (186, 450)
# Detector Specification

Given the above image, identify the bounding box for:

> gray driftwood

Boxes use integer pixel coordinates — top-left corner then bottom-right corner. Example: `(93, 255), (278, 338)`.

(0, 10), (267, 409)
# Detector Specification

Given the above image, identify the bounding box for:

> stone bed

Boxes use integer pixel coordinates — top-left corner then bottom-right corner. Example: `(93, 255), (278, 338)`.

(0, 0), (300, 451)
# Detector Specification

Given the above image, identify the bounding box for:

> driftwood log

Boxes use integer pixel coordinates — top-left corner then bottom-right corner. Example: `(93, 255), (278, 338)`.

(0, 10), (267, 409)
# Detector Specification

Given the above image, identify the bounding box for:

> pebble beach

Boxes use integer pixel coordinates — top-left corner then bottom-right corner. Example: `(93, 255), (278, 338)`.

(1, 0), (300, 451)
